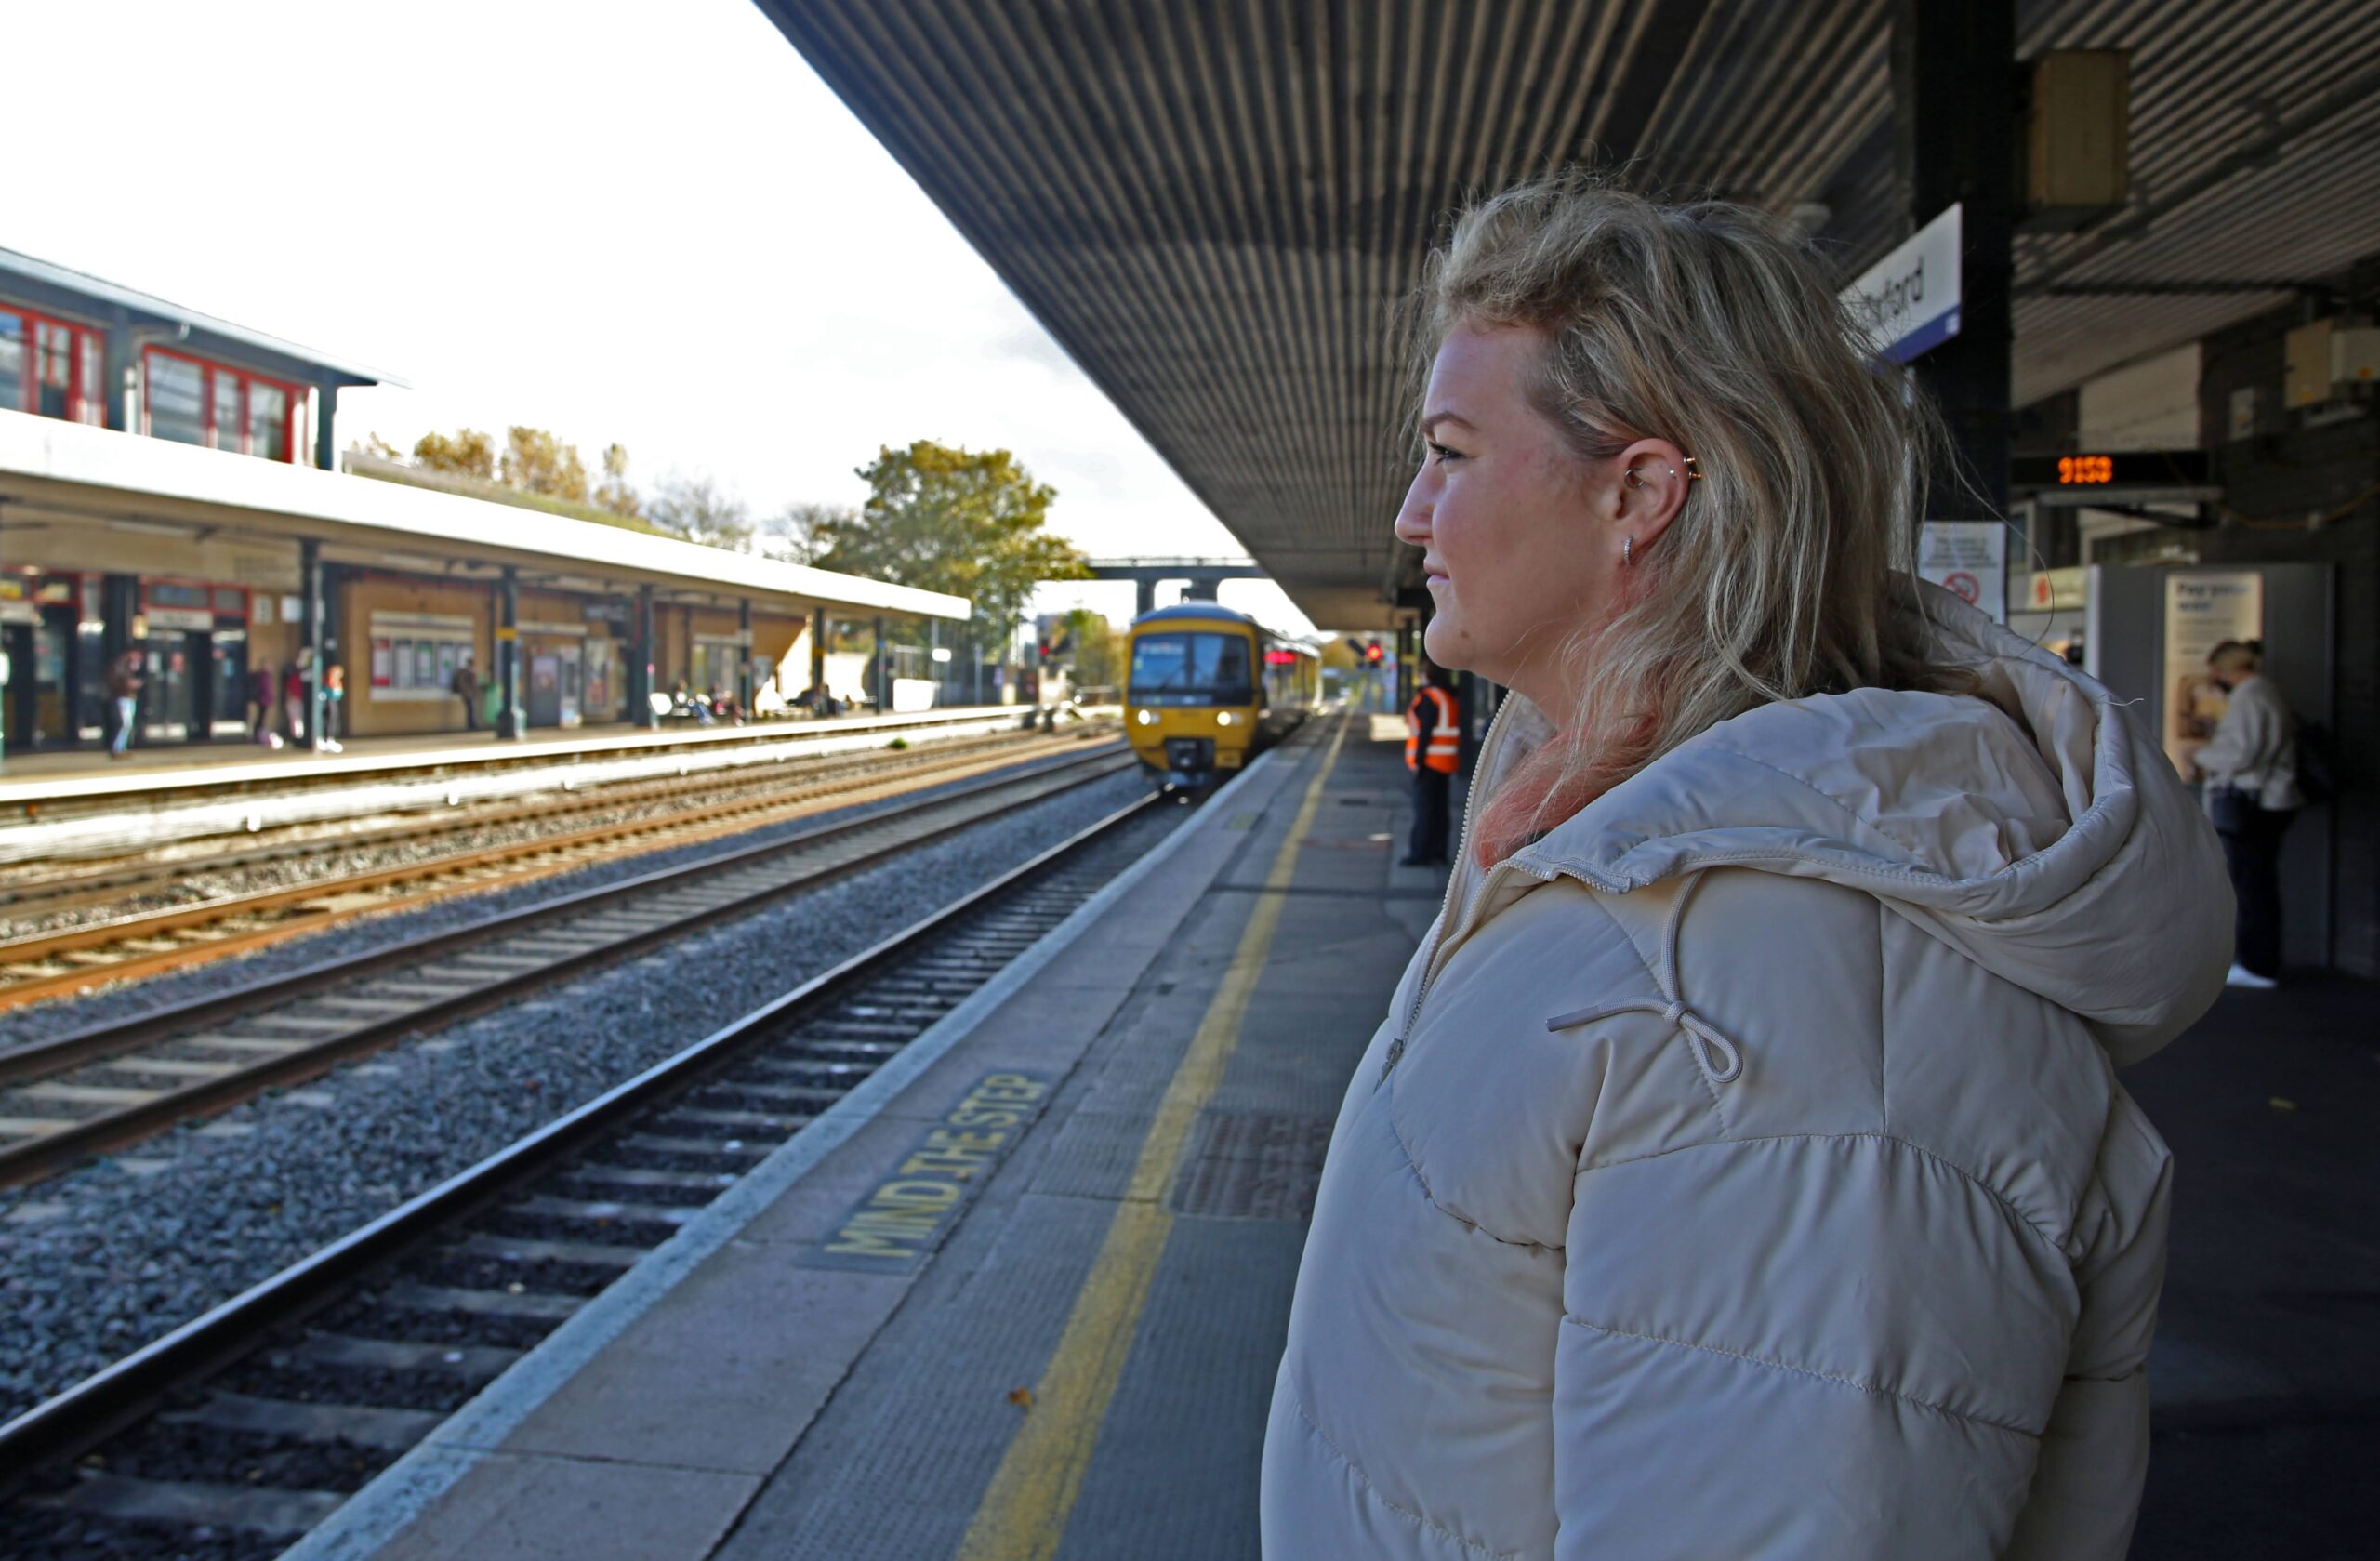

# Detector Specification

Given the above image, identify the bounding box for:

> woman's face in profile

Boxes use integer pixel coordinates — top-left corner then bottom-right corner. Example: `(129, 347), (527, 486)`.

(1395, 323), (1615, 705)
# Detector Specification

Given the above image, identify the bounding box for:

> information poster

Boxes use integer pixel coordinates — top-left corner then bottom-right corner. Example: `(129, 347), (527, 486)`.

(1918, 521), (2007, 624)
(2162, 571), (2263, 779)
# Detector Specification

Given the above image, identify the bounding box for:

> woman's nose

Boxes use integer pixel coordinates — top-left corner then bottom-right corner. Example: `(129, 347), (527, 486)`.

(1394, 472), (1433, 546)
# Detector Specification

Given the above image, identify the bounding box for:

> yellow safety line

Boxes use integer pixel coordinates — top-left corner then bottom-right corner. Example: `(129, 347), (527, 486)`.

(954, 714), (1350, 1561)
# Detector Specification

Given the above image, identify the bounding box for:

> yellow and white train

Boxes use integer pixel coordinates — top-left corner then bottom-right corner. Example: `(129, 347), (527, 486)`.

(1123, 602), (1318, 791)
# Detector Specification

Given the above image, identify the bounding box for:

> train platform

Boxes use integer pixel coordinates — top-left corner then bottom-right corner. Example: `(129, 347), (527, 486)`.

(278, 708), (1434, 1561)
(268, 707), (2377, 1561)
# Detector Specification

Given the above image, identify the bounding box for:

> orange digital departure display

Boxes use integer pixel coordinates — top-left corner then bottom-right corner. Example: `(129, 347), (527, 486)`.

(2057, 455), (2115, 484)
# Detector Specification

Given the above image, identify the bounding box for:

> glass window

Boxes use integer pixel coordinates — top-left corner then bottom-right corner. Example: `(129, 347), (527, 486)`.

(79, 334), (105, 424)
(212, 374), (243, 452)
(0, 311), (20, 411)
(147, 353), (206, 444)
(150, 582), (209, 610)
(247, 382), (287, 461)
(1128, 631), (1254, 706)
(34, 322), (73, 419)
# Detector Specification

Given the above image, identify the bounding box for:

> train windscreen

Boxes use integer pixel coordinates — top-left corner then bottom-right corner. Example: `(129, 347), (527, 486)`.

(1129, 631), (1254, 706)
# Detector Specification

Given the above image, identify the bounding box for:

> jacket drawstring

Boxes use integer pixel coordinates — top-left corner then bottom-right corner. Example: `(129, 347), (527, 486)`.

(1544, 872), (1745, 1091)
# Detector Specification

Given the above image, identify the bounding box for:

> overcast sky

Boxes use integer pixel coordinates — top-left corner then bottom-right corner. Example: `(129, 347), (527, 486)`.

(9, 0), (1319, 634)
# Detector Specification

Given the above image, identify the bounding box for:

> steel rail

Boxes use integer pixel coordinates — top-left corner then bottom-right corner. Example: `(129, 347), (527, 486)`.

(0, 724), (1092, 916)
(0, 731), (1112, 1007)
(0, 790), (1161, 1488)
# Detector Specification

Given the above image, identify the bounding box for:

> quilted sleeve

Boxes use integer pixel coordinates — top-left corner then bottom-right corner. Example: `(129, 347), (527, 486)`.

(1552, 1129), (2081, 1559)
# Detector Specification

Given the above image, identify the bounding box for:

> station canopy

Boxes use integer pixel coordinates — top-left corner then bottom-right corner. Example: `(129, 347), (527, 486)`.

(0, 413), (968, 623)
(758, 0), (2380, 628)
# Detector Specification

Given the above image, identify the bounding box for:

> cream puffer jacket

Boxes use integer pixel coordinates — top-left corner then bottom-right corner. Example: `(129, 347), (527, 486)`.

(1263, 592), (2231, 1560)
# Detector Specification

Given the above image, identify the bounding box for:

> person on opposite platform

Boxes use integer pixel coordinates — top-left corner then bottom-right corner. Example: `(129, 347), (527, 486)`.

(282, 657), (308, 744)
(452, 654), (482, 733)
(1261, 174), (2232, 1561)
(2189, 639), (2300, 988)
(106, 650), (144, 760)
(1401, 658), (1460, 866)
(321, 662), (346, 753)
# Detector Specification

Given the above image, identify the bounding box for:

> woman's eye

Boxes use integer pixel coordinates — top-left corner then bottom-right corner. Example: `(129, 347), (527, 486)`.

(1426, 441), (1463, 465)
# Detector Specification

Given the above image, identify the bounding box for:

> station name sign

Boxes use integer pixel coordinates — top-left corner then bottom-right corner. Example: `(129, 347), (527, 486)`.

(1844, 204), (1963, 364)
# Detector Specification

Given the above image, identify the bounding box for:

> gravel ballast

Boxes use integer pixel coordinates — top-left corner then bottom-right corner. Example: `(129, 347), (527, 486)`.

(0, 759), (1170, 1423)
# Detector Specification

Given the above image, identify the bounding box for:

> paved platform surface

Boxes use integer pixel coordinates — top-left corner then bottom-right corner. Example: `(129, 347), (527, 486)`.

(278, 705), (2378, 1561)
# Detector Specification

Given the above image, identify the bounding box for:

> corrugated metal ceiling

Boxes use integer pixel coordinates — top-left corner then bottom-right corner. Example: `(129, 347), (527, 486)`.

(754, 0), (2376, 627)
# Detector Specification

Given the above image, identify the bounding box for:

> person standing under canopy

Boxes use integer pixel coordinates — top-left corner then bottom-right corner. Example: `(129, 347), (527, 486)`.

(2190, 639), (2301, 988)
(1401, 658), (1460, 866)
(1262, 174), (2232, 1561)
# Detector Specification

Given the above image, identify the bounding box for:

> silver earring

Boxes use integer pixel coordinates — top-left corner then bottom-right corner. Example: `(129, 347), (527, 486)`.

(1622, 536), (1635, 567)
(1624, 469), (1645, 489)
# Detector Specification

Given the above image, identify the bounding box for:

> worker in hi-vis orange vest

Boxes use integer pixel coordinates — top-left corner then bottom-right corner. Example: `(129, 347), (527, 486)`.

(1403, 660), (1461, 866)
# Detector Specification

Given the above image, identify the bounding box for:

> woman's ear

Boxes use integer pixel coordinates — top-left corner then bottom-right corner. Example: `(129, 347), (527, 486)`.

(1613, 437), (1692, 554)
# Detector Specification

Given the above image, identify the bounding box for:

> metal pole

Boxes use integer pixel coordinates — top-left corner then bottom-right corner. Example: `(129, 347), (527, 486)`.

(737, 597), (754, 717)
(873, 615), (887, 711)
(1894, 0), (2016, 522)
(810, 605), (827, 707)
(302, 539), (325, 752)
(496, 566), (522, 740)
(631, 586), (655, 729)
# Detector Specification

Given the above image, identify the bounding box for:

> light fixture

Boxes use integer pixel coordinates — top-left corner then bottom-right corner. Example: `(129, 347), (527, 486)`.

(1216, 710), (1235, 725)
(1134, 709), (1156, 725)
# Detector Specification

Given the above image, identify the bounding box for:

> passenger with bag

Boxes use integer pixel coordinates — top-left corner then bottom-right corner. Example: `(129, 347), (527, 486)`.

(2190, 639), (2301, 988)
(452, 655), (483, 733)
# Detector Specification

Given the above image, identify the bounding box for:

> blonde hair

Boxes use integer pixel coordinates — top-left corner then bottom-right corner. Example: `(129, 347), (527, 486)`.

(1416, 173), (1972, 865)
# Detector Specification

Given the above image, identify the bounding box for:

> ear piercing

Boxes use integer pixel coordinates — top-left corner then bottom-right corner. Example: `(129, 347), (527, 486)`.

(1622, 536), (1635, 567)
(1625, 454), (1706, 488)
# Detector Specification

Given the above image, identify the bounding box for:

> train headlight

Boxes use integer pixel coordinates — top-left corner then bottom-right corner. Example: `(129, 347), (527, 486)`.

(1216, 710), (1235, 726)
(1135, 708), (1157, 725)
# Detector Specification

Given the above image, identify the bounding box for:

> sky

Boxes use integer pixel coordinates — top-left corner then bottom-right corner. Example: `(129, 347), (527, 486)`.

(7, 0), (1318, 635)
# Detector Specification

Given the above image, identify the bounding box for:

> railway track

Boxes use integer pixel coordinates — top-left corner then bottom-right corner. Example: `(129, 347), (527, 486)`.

(0, 722), (1105, 923)
(0, 728), (1116, 1010)
(0, 745), (1136, 1188)
(0, 788), (1175, 1561)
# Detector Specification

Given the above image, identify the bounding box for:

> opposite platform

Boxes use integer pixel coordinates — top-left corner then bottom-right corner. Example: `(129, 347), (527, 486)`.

(282, 708), (1443, 1561)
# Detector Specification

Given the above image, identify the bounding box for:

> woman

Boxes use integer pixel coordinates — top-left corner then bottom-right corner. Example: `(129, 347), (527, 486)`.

(1262, 178), (2231, 1560)
(2191, 640), (2300, 988)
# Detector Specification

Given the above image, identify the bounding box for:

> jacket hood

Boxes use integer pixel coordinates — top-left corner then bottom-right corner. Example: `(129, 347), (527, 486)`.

(1499, 586), (2231, 1065)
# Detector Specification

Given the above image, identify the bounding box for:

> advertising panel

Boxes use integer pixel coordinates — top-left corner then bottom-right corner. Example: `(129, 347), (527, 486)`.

(2162, 572), (2262, 778)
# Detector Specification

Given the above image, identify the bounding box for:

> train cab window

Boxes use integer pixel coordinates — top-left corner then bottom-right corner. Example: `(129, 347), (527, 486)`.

(1130, 631), (1253, 706)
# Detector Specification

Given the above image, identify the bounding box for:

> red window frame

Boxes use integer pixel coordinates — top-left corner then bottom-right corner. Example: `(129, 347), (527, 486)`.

(0, 298), (108, 426)
(140, 345), (300, 463)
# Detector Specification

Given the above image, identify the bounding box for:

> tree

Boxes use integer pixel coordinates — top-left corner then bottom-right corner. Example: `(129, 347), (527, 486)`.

(1064, 607), (1127, 687)
(647, 471), (753, 550)
(500, 426), (590, 503)
(595, 443), (641, 521)
(756, 501), (851, 565)
(414, 427), (496, 481)
(355, 432), (404, 463)
(812, 441), (1089, 648)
